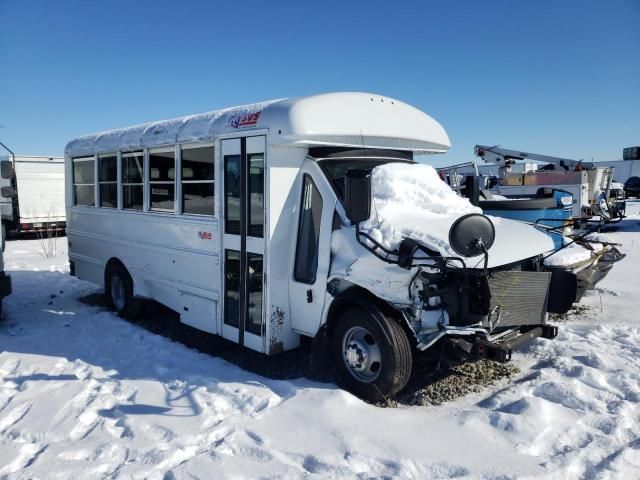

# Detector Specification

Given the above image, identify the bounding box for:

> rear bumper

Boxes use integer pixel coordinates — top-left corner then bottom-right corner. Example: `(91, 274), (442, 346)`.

(0, 272), (11, 299)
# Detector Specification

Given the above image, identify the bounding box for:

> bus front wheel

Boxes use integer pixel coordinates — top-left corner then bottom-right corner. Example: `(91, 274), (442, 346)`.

(332, 306), (412, 402)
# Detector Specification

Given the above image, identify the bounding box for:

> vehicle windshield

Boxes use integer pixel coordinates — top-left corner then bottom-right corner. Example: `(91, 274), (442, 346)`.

(319, 158), (412, 201)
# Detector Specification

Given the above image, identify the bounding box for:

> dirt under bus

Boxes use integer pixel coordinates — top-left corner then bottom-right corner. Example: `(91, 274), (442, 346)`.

(65, 92), (575, 402)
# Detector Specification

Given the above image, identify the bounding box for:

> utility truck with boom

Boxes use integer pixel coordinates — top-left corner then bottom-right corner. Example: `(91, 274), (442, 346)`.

(65, 93), (576, 401)
(474, 145), (621, 223)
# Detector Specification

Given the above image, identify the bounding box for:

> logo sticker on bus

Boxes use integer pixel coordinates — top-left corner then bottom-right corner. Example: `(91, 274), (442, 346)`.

(228, 111), (261, 128)
(198, 231), (212, 240)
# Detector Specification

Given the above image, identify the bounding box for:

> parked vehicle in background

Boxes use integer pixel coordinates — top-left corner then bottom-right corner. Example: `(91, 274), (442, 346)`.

(438, 161), (625, 301)
(0, 155), (66, 236)
(623, 146), (640, 161)
(608, 182), (626, 219)
(0, 228), (12, 316)
(474, 145), (616, 225)
(65, 92), (575, 401)
(624, 176), (640, 198)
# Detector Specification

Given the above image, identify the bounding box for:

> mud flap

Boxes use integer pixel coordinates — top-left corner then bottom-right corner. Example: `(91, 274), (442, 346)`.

(309, 323), (332, 373)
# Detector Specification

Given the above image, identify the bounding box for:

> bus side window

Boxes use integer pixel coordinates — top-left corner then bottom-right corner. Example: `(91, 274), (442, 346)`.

(294, 175), (323, 284)
(182, 146), (214, 216)
(148, 149), (175, 212)
(72, 156), (95, 206)
(98, 154), (117, 208)
(122, 151), (144, 210)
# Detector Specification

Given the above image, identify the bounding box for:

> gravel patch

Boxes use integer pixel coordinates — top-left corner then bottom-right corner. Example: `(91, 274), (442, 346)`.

(392, 360), (520, 407)
(549, 304), (591, 322)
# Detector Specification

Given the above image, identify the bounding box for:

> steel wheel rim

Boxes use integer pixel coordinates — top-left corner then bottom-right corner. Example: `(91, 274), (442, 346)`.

(342, 326), (382, 382)
(111, 275), (126, 311)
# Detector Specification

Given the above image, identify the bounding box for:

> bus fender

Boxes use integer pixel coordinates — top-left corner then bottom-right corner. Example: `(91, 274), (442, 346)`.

(310, 288), (396, 373)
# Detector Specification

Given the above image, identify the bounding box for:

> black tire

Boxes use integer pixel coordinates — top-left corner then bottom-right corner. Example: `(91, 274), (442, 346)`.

(105, 263), (143, 319)
(332, 306), (412, 402)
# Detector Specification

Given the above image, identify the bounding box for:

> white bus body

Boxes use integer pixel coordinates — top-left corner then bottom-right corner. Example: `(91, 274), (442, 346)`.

(0, 155), (66, 234)
(66, 92), (568, 400)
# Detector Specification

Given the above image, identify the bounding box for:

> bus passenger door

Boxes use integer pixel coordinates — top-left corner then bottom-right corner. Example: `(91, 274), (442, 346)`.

(289, 160), (336, 335)
(221, 136), (266, 352)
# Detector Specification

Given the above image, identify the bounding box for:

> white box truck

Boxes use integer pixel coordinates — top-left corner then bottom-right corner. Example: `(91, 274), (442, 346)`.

(0, 155), (66, 236)
(65, 92), (575, 401)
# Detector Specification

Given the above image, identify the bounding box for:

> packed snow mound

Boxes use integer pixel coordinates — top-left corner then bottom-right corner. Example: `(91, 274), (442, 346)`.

(360, 163), (481, 255)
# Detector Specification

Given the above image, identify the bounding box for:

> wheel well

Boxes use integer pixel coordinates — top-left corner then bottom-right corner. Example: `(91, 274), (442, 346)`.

(104, 258), (129, 287)
(325, 287), (410, 341)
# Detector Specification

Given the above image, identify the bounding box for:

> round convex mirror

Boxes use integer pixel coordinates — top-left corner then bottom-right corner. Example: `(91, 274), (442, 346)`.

(448, 213), (495, 257)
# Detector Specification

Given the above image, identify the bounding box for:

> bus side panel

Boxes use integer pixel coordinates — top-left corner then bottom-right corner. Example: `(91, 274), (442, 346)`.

(68, 209), (221, 333)
(264, 145), (307, 353)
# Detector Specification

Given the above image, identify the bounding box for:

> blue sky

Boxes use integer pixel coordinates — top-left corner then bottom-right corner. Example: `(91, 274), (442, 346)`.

(1, 0), (638, 166)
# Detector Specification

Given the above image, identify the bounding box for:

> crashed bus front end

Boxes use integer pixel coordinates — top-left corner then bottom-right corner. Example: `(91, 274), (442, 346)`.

(326, 162), (578, 368)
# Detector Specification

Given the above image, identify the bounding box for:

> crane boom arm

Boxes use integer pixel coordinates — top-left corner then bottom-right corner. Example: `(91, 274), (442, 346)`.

(474, 144), (593, 171)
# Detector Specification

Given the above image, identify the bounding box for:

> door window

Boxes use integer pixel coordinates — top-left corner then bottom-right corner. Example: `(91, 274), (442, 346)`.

(294, 175), (323, 284)
(248, 153), (264, 237)
(224, 249), (241, 328)
(224, 155), (241, 234)
(246, 253), (263, 335)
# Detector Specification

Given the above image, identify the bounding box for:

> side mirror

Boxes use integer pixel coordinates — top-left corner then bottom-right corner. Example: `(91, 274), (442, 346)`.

(0, 186), (16, 198)
(345, 169), (371, 224)
(449, 213), (495, 257)
(1, 161), (14, 179)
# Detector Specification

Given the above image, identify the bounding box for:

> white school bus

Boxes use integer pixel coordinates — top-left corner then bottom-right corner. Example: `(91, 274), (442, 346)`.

(66, 92), (572, 401)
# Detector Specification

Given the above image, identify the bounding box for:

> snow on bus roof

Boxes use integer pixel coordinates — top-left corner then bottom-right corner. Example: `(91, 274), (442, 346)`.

(65, 92), (451, 157)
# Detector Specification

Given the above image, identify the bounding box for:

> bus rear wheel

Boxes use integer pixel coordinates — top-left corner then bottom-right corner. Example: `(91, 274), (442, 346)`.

(332, 306), (412, 402)
(105, 263), (142, 319)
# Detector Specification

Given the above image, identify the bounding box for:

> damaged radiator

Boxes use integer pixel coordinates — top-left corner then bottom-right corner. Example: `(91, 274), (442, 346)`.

(486, 271), (551, 327)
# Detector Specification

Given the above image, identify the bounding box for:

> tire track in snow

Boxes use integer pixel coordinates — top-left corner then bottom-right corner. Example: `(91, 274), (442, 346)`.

(475, 323), (640, 478)
(0, 442), (47, 476)
(0, 402), (32, 433)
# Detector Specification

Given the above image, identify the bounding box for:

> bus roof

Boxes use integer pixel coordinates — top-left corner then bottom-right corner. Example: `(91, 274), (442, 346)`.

(65, 92), (451, 157)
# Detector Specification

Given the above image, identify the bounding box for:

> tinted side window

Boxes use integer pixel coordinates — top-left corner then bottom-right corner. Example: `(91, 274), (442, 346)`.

(294, 175), (323, 284)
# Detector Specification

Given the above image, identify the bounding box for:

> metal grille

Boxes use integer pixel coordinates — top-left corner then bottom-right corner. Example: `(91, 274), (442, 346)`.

(487, 271), (551, 327)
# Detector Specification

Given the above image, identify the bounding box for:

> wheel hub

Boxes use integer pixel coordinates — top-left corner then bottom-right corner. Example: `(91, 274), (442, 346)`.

(342, 326), (382, 382)
(346, 340), (368, 370)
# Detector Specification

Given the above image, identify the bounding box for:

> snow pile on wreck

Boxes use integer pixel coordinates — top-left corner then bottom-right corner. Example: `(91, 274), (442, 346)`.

(543, 241), (597, 267)
(360, 163), (481, 255)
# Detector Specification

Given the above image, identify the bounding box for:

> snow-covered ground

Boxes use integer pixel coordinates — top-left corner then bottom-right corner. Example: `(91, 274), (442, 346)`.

(1, 203), (639, 479)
